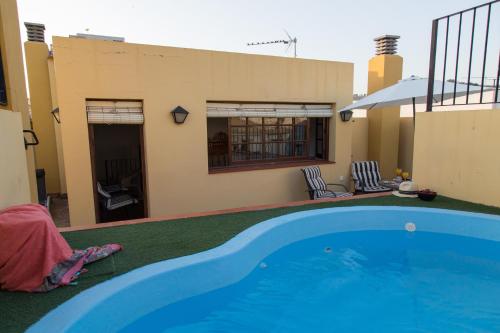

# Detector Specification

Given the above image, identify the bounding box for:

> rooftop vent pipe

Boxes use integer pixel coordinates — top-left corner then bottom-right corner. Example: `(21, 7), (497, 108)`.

(25, 22), (45, 43)
(374, 35), (400, 55)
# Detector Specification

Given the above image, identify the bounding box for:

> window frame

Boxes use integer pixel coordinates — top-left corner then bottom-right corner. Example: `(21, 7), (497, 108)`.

(0, 47), (7, 106)
(208, 116), (329, 171)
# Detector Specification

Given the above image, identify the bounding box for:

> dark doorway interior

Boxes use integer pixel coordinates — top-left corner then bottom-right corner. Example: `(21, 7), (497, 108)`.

(91, 124), (146, 222)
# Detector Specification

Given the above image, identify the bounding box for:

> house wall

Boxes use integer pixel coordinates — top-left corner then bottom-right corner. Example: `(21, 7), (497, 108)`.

(25, 41), (61, 194)
(367, 55), (403, 178)
(351, 117), (368, 162)
(0, 110), (31, 208)
(413, 109), (500, 207)
(47, 57), (67, 194)
(351, 116), (414, 179)
(398, 117), (414, 175)
(52, 37), (354, 226)
(0, 0), (37, 208)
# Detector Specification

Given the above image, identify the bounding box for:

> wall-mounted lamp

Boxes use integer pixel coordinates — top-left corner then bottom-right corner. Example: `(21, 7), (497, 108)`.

(339, 110), (353, 122)
(51, 107), (61, 124)
(171, 106), (189, 124)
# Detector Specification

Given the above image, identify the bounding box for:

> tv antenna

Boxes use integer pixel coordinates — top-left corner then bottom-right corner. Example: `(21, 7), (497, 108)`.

(247, 31), (297, 58)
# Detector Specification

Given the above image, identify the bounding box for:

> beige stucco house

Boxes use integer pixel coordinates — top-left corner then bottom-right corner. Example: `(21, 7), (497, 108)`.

(28, 33), (360, 227)
(21, 17), (500, 229)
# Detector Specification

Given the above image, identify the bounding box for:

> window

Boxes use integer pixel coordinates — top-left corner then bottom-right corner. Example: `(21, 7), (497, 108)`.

(207, 117), (329, 170)
(0, 48), (7, 105)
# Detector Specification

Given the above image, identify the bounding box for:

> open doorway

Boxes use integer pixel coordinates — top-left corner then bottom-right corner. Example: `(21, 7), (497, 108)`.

(87, 100), (147, 223)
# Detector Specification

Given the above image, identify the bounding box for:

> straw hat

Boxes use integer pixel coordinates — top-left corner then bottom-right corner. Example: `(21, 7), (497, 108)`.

(392, 181), (419, 198)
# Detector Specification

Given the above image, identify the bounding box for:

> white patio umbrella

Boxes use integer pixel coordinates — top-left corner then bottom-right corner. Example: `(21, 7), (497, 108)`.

(339, 76), (483, 121)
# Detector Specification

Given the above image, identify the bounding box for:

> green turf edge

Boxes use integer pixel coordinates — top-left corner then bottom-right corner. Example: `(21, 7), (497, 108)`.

(1, 195), (500, 333)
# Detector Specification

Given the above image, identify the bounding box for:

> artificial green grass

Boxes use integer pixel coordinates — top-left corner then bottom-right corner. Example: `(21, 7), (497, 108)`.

(1, 195), (500, 333)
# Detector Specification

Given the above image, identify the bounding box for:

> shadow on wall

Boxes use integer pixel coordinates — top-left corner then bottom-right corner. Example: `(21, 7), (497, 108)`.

(398, 117), (414, 175)
(350, 116), (414, 176)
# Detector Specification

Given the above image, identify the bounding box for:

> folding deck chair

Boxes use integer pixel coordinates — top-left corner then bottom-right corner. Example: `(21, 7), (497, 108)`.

(97, 182), (138, 211)
(351, 161), (392, 193)
(302, 166), (353, 200)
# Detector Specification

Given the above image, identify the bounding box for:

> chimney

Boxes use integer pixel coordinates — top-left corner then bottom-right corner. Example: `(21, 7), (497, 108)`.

(24, 22), (46, 43)
(373, 35), (400, 56)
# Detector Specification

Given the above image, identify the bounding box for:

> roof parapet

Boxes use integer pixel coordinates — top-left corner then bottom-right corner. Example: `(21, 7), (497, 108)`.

(69, 33), (125, 42)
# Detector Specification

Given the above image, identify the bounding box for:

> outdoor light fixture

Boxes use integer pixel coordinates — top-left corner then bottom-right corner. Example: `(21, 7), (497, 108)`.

(171, 106), (189, 124)
(51, 107), (61, 124)
(339, 110), (353, 122)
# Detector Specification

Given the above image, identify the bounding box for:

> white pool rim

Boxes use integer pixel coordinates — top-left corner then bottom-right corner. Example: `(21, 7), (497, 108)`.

(28, 206), (500, 332)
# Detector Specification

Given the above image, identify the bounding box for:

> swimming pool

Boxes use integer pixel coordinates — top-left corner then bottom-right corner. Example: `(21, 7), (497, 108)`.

(28, 207), (500, 332)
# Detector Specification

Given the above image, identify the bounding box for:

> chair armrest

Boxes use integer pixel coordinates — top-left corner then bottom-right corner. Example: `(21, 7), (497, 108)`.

(103, 184), (128, 193)
(305, 189), (337, 195)
(97, 186), (111, 198)
(353, 178), (367, 191)
(327, 183), (349, 192)
(351, 176), (366, 189)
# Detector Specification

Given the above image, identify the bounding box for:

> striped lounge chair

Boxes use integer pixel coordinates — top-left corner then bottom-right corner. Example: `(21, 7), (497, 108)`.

(351, 161), (391, 193)
(301, 166), (353, 200)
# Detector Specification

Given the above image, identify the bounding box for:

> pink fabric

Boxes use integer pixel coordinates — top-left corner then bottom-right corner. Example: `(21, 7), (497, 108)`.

(34, 244), (123, 292)
(59, 257), (86, 286)
(56, 244), (123, 286)
(0, 204), (73, 292)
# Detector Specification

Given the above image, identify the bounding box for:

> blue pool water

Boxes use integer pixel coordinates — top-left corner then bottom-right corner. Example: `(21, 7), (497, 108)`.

(28, 208), (500, 332)
(121, 231), (500, 332)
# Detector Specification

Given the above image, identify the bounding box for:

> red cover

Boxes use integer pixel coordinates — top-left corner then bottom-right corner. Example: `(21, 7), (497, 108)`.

(0, 204), (73, 292)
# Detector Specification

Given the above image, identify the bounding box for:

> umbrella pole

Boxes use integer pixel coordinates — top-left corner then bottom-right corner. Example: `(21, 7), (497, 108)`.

(411, 97), (416, 170)
(412, 97), (416, 129)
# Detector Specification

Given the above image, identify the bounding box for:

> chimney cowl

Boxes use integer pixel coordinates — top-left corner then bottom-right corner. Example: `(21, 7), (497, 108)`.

(373, 35), (400, 55)
(25, 22), (45, 43)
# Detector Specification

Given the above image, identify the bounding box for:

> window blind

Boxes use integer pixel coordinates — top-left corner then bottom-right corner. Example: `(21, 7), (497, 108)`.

(86, 100), (143, 124)
(207, 103), (333, 118)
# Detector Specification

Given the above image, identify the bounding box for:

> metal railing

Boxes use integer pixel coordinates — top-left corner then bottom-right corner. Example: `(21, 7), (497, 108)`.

(426, 0), (499, 111)
(0, 49), (7, 105)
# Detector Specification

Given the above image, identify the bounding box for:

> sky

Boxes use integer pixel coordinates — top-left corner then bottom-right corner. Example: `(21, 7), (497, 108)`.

(17, 0), (492, 94)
